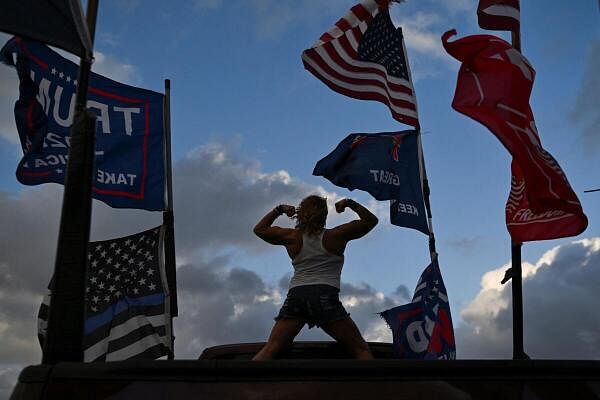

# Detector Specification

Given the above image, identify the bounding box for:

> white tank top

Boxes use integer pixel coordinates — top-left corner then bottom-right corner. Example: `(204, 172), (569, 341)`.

(289, 231), (344, 289)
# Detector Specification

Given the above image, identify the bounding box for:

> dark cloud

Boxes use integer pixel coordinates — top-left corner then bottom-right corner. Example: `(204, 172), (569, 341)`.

(168, 140), (321, 257)
(572, 40), (600, 153)
(173, 258), (281, 358)
(456, 238), (600, 359)
(0, 139), (333, 366)
(0, 366), (20, 400)
(173, 257), (409, 357)
(392, 284), (411, 302)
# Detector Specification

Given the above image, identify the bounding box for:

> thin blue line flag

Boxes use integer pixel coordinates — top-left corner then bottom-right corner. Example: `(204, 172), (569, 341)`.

(39, 226), (173, 361)
(313, 130), (429, 234)
(379, 260), (456, 359)
(1, 37), (166, 211)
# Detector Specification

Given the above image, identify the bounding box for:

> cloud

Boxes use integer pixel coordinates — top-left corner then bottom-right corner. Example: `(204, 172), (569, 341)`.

(249, 0), (350, 39)
(395, 12), (446, 59)
(388, 6), (464, 80)
(456, 238), (600, 359)
(0, 366), (20, 400)
(0, 138), (355, 366)
(572, 40), (600, 153)
(173, 257), (282, 357)
(91, 51), (141, 86)
(88, 138), (344, 257)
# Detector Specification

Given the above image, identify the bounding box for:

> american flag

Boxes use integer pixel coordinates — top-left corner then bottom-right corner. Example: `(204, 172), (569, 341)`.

(380, 260), (456, 359)
(302, 0), (419, 128)
(39, 226), (173, 361)
(477, 0), (520, 32)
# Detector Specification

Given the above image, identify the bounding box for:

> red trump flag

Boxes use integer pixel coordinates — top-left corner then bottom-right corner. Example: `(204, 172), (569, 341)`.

(442, 30), (587, 241)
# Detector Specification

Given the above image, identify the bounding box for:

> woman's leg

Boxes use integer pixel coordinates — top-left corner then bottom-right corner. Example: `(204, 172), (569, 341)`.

(321, 317), (373, 360)
(252, 318), (305, 360)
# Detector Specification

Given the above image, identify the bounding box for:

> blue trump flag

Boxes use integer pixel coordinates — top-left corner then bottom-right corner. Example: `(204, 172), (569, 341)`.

(1, 37), (166, 210)
(313, 131), (429, 234)
(379, 260), (456, 360)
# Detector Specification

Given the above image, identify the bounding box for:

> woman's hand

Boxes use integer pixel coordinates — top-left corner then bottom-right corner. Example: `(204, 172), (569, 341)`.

(276, 204), (296, 217)
(335, 198), (354, 213)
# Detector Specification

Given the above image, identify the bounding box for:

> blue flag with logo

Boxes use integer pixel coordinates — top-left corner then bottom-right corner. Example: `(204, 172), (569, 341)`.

(1, 37), (166, 210)
(313, 130), (429, 234)
(379, 260), (456, 360)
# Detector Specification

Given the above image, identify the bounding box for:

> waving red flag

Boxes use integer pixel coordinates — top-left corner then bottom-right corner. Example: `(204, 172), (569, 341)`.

(442, 30), (587, 241)
(477, 0), (520, 32)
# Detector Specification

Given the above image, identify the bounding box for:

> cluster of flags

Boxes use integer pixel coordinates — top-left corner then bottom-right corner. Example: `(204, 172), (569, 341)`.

(304, 0), (453, 359)
(305, 0), (587, 359)
(1, 3), (177, 362)
(2, 0), (588, 363)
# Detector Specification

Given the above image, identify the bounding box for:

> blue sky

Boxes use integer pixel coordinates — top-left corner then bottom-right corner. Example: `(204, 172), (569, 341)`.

(0, 1), (599, 389)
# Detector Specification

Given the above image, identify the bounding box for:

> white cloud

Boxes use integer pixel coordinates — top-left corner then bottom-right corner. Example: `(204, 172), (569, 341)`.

(91, 51), (141, 86)
(395, 12), (446, 59)
(457, 238), (600, 359)
(0, 137), (395, 366)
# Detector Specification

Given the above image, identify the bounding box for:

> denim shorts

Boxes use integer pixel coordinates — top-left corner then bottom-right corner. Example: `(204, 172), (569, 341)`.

(275, 284), (349, 328)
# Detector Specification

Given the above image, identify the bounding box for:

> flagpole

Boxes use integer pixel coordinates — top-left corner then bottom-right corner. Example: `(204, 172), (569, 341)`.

(42, 0), (99, 364)
(162, 78), (177, 360)
(510, 28), (528, 360)
(417, 132), (437, 261)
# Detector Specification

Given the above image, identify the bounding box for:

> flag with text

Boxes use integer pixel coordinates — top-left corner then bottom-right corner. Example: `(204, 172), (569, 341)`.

(442, 30), (587, 241)
(380, 260), (456, 359)
(313, 130), (429, 235)
(1, 37), (166, 210)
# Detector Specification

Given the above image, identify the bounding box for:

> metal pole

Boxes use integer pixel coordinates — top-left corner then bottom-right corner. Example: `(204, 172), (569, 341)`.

(162, 79), (177, 360)
(511, 242), (526, 359)
(510, 26), (528, 361)
(417, 131), (436, 261)
(42, 0), (99, 364)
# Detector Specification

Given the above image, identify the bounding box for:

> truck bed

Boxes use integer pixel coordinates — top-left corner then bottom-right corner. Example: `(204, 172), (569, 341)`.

(10, 342), (600, 400)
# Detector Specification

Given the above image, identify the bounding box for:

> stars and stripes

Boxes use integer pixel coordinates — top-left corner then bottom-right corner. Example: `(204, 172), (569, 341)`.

(301, 0), (419, 128)
(38, 226), (173, 362)
(380, 260), (455, 359)
(477, 0), (520, 32)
